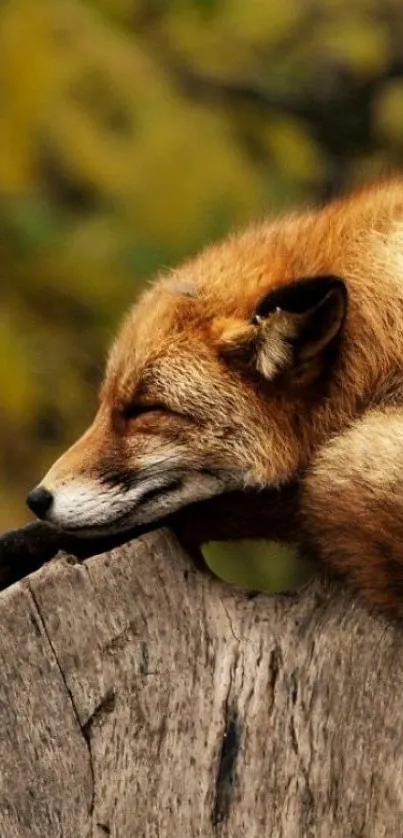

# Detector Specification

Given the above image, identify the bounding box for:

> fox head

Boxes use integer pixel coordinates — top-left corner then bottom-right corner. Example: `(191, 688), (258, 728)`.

(29, 182), (401, 536)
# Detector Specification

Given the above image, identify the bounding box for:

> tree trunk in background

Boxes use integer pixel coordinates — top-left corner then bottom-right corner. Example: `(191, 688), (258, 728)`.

(0, 531), (402, 837)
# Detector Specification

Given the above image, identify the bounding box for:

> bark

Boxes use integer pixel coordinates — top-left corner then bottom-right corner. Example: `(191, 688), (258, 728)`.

(0, 530), (402, 838)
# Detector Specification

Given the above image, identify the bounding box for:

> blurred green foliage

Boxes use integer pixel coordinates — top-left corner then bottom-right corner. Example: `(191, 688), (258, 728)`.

(1, 0), (403, 586)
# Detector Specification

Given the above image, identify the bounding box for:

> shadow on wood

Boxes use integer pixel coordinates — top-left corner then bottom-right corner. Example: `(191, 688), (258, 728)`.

(0, 530), (402, 837)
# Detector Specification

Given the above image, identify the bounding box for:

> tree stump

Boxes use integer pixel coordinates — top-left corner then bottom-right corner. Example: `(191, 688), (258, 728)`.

(0, 530), (402, 837)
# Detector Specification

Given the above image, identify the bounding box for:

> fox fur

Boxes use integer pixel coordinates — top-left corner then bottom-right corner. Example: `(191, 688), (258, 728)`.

(28, 178), (403, 613)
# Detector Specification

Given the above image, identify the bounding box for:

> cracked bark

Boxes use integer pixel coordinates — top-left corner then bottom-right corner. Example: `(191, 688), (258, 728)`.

(1, 530), (403, 837)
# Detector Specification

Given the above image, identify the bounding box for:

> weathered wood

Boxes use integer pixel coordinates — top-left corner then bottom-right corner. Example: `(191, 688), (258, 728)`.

(0, 530), (402, 837)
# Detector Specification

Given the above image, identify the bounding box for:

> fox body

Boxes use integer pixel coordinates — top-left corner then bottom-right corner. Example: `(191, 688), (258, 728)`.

(28, 179), (403, 612)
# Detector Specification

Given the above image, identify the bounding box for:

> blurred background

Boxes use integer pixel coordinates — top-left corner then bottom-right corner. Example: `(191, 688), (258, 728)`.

(1, 0), (403, 588)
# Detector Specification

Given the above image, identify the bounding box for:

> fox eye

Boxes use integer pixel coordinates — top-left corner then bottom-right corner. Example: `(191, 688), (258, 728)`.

(120, 403), (169, 422)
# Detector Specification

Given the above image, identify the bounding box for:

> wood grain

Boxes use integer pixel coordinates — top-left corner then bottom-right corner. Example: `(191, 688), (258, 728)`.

(0, 530), (402, 837)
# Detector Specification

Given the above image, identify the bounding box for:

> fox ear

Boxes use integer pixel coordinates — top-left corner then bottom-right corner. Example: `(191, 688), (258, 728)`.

(252, 275), (347, 382)
(217, 275), (347, 384)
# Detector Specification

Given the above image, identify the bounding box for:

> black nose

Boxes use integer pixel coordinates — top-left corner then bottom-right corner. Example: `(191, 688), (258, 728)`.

(26, 487), (54, 519)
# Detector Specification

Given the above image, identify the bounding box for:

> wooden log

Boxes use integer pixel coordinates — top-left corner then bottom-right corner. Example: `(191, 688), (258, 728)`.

(0, 531), (402, 837)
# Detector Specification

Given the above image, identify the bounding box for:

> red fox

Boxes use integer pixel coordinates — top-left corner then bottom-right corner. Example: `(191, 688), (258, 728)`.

(27, 178), (403, 612)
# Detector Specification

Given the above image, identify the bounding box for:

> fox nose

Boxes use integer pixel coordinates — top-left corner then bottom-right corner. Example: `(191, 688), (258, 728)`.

(26, 487), (54, 519)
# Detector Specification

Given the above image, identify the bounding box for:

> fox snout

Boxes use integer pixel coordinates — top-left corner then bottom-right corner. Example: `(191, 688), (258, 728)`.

(26, 417), (229, 535)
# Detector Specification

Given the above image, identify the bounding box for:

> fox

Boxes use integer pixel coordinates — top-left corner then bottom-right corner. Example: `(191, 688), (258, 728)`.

(26, 177), (403, 613)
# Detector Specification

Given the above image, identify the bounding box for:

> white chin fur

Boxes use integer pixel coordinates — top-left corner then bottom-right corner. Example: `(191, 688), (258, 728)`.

(42, 472), (233, 536)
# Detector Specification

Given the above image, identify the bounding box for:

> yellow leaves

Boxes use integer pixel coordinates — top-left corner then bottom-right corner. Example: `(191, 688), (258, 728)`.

(219, 0), (303, 45)
(375, 81), (403, 144)
(165, 0), (304, 77)
(0, 0), (263, 251)
(262, 117), (326, 185)
(0, 309), (38, 422)
(318, 16), (389, 77)
(0, 0), (61, 191)
(120, 101), (265, 244)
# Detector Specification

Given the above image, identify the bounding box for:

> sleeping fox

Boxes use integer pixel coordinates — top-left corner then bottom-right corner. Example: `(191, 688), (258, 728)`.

(27, 178), (403, 612)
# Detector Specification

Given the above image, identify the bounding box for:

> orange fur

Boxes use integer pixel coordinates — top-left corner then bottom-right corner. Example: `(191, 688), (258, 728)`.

(29, 177), (403, 612)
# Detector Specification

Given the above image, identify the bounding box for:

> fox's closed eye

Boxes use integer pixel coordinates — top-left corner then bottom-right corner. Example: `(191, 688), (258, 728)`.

(121, 403), (169, 422)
